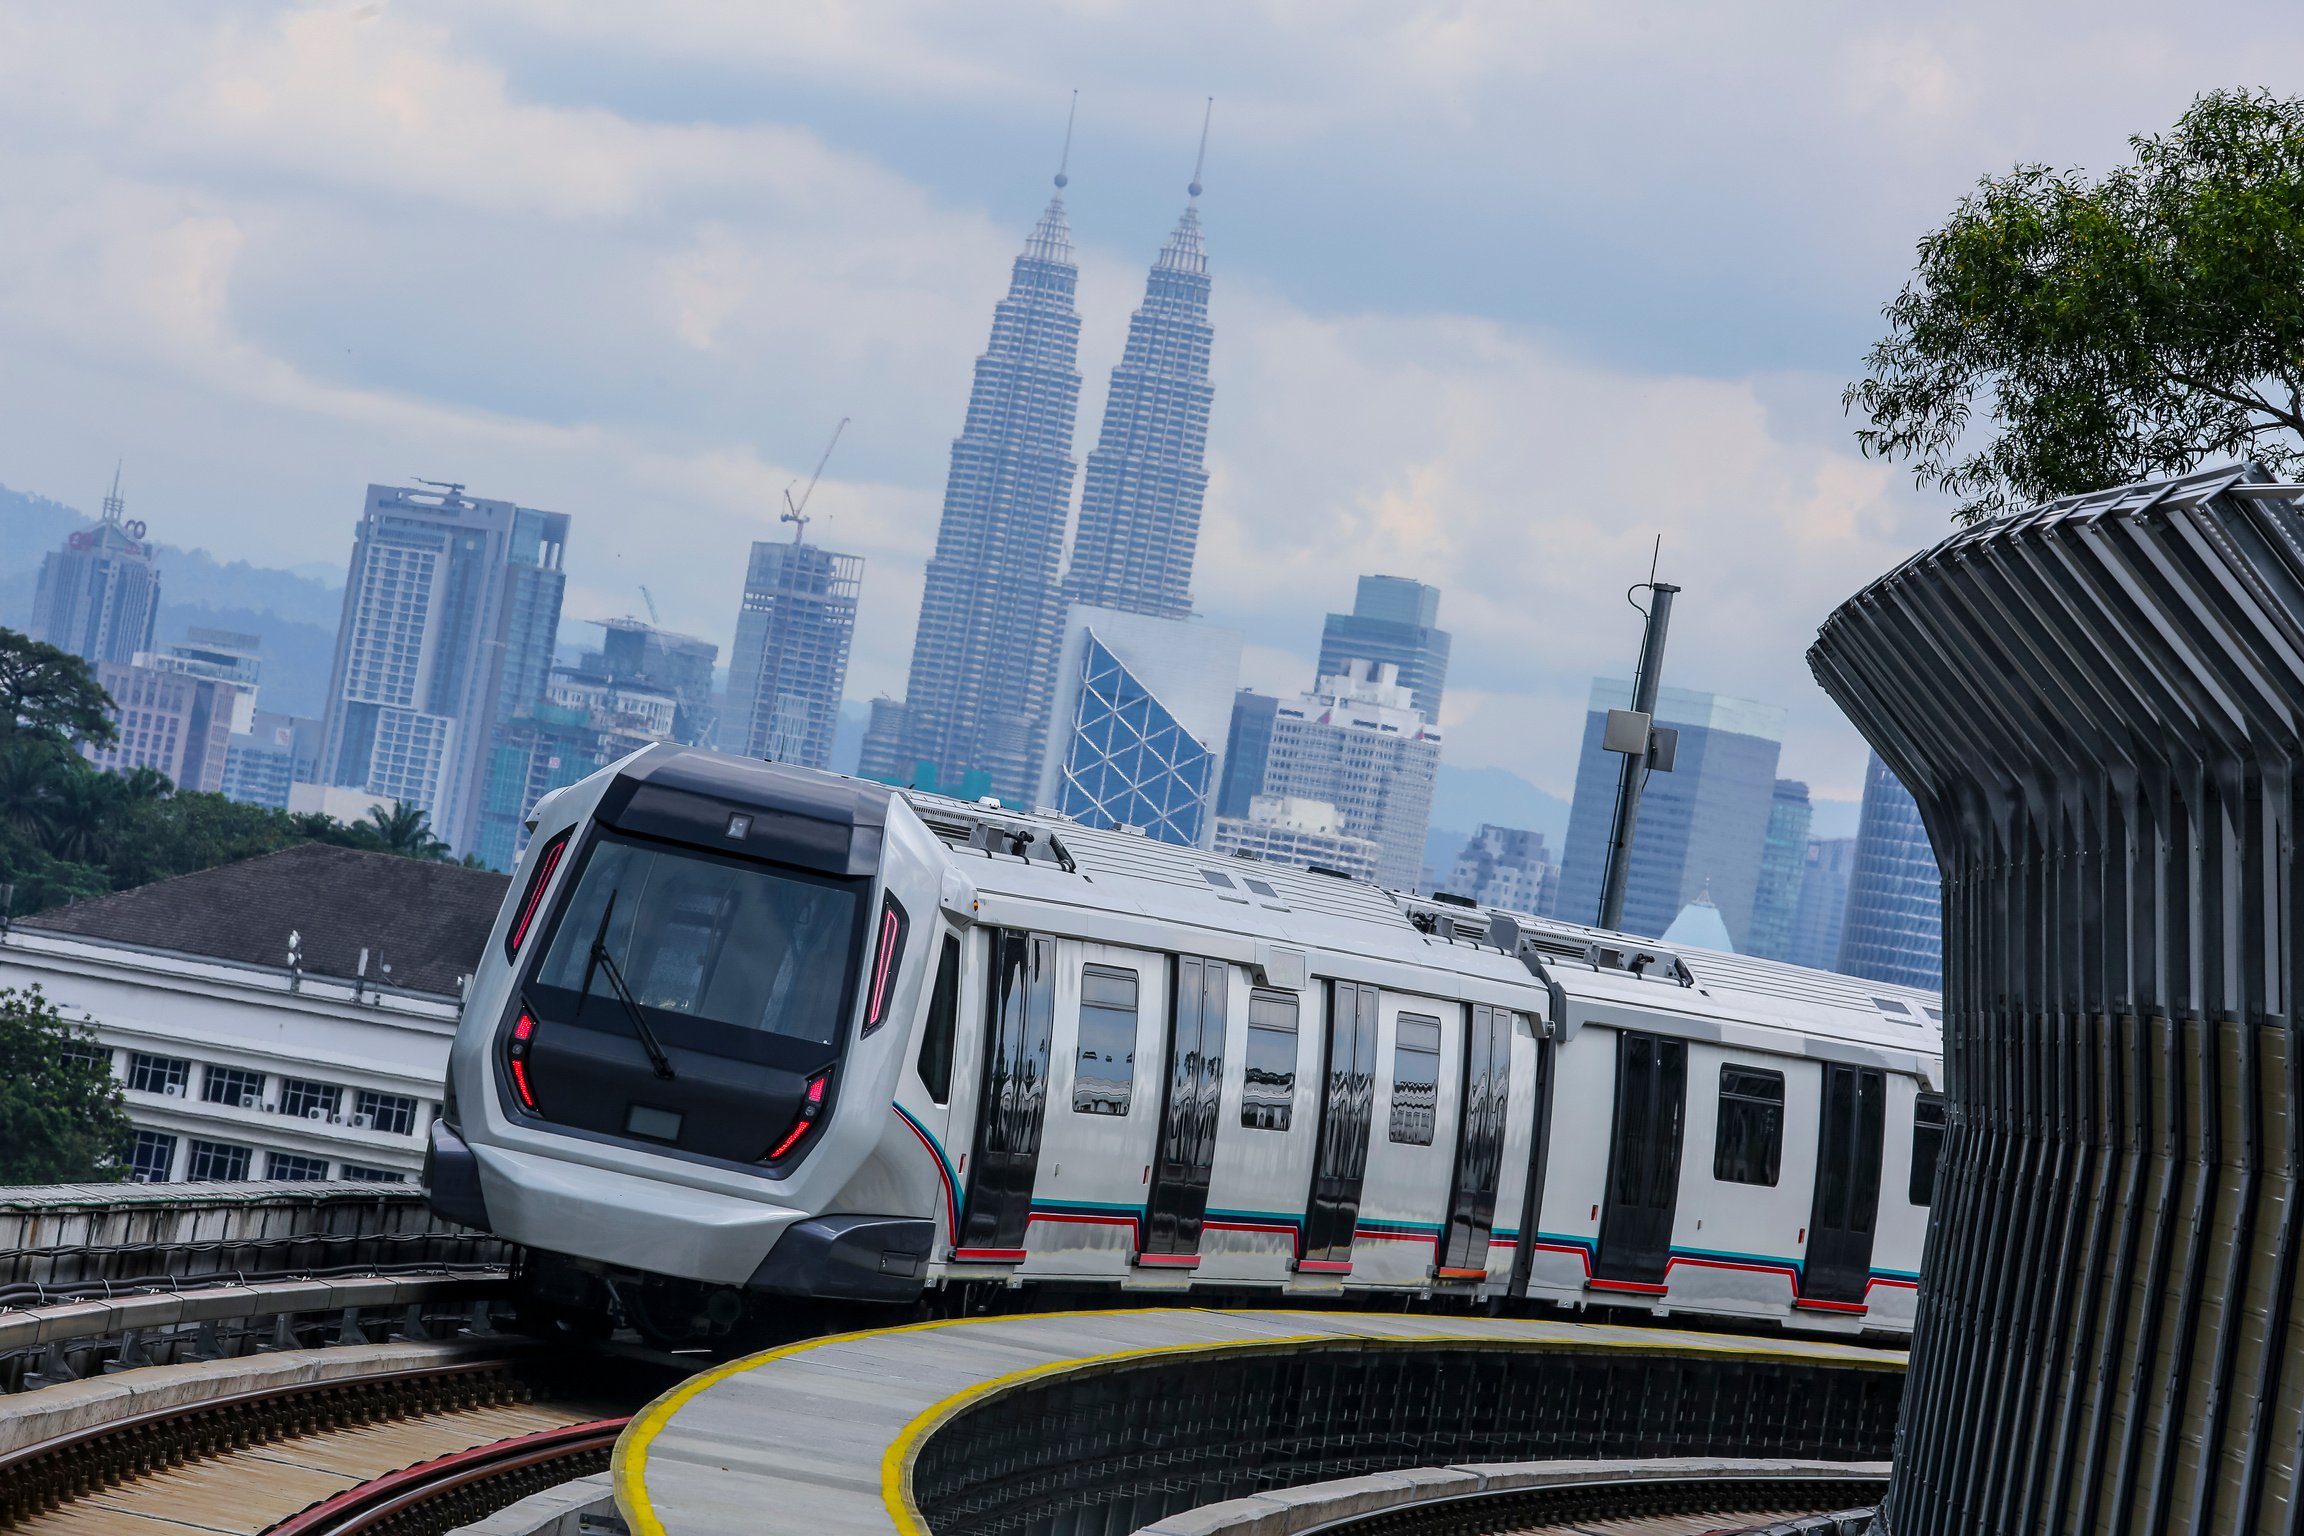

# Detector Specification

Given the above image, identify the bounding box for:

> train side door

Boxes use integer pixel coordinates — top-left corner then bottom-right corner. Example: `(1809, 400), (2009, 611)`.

(1594, 1029), (1687, 1286)
(1142, 956), (1228, 1261)
(1439, 1004), (1513, 1276)
(1803, 1064), (1886, 1304)
(955, 930), (1055, 1260)
(1299, 980), (1379, 1271)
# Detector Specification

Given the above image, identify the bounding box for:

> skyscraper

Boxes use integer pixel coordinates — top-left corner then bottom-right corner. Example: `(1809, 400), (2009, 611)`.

(317, 483), (568, 859)
(1555, 680), (1785, 946)
(31, 470), (159, 668)
(1315, 576), (1452, 724)
(1744, 778), (1813, 962)
(1036, 606), (1240, 845)
(587, 618), (720, 746)
(1061, 164), (1215, 622)
(889, 165), (1085, 804)
(1216, 690), (1280, 819)
(1787, 835), (1857, 973)
(1257, 661), (1441, 889)
(726, 537), (862, 771)
(81, 663), (237, 793)
(1445, 824), (1560, 915)
(1837, 752), (1943, 989)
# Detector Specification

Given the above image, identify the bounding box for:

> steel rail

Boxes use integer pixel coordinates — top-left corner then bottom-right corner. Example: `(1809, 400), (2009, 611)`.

(264, 1416), (629, 1536)
(1287, 1474), (1887, 1536)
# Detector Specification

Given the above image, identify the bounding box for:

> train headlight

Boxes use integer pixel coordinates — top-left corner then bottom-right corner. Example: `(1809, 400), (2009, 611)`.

(766, 1068), (831, 1162)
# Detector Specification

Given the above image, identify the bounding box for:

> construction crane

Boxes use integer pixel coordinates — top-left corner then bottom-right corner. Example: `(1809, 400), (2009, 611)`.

(638, 586), (661, 626)
(782, 418), (848, 542)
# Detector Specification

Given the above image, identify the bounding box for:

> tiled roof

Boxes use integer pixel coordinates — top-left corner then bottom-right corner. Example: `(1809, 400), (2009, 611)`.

(21, 843), (510, 1000)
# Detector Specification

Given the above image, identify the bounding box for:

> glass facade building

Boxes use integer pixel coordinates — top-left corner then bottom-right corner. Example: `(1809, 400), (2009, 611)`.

(1061, 197), (1214, 622)
(726, 539), (861, 771)
(1216, 691), (1279, 819)
(1836, 751), (1942, 989)
(1038, 607), (1241, 847)
(890, 187), (1085, 804)
(1744, 778), (1813, 961)
(31, 473), (159, 668)
(317, 483), (568, 860)
(1787, 835), (1857, 973)
(1555, 680), (1785, 946)
(1315, 576), (1452, 725)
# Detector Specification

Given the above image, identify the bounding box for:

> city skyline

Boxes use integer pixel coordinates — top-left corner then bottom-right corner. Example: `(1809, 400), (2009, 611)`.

(0, 2), (2207, 806)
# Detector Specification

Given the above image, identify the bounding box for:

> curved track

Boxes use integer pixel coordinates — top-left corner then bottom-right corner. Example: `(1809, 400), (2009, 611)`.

(1, 1346), (684, 1536)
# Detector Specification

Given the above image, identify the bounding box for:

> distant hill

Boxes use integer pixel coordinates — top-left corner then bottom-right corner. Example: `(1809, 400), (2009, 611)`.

(1429, 763), (1571, 848)
(0, 482), (345, 718)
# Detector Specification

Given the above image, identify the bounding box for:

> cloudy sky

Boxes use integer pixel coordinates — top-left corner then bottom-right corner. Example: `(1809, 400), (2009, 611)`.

(0, 2), (2282, 799)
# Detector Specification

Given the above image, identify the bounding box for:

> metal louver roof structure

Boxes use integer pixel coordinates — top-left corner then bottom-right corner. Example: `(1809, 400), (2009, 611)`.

(1807, 461), (2304, 1535)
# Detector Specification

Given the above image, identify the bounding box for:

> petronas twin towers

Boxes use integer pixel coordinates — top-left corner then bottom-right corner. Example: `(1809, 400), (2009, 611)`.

(876, 131), (1218, 805)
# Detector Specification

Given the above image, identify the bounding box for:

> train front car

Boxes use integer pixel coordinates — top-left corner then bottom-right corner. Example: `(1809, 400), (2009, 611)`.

(426, 745), (946, 1340)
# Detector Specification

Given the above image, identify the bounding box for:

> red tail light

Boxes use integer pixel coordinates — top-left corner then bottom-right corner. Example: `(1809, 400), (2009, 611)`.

(767, 1070), (830, 1161)
(508, 1010), (539, 1111)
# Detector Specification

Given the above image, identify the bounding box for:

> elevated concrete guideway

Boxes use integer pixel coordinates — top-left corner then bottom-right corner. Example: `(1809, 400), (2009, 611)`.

(611, 1309), (1907, 1536)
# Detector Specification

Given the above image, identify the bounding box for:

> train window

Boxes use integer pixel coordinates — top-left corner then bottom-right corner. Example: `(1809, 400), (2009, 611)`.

(1241, 990), (1299, 1130)
(533, 833), (862, 1046)
(1389, 1014), (1441, 1145)
(1712, 1064), (1784, 1186)
(916, 935), (962, 1105)
(1073, 965), (1138, 1115)
(1910, 1092), (1948, 1206)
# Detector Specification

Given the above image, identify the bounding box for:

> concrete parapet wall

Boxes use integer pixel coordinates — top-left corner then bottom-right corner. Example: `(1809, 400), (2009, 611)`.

(1808, 462), (2304, 1535)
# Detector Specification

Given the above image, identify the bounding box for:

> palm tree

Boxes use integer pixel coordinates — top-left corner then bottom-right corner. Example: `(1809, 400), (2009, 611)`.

(40, 769), (123, 863)
(362, 803), (448, 859)
(0, 743), (63, 838)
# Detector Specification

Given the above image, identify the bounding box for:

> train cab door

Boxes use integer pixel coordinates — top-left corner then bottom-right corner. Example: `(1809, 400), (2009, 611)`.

(1298, 980), (1379, 1272)
(1802, 1064), (1887, 1305)
(955, 930), (1056, 1261)
(1142, 956), (1228, 1262)
(1593, 1029), (1687, 1287)
(1438, 1004), (1513, 1277)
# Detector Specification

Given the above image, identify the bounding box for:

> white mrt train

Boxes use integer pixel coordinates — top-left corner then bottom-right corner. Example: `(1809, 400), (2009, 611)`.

(426, 747), (1944, 1342)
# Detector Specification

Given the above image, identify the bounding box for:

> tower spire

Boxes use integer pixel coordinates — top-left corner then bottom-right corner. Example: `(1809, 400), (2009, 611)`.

(1188, 97), (1212, 199)
(101, 461), (124, 524)
(1055, 89), (1077, 190)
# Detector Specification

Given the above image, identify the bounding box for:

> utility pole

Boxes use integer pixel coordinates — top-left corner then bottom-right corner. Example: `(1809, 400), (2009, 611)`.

(1596, 547), (1680, 932)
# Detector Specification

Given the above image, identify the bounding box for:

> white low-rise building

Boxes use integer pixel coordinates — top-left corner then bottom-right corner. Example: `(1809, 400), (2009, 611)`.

(0, 844), (507, 1185)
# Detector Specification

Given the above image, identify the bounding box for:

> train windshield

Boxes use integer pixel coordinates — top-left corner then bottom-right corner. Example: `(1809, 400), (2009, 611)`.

(532, 832), (862, 1047)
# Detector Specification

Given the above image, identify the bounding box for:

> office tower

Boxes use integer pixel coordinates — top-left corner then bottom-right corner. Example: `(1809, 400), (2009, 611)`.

(317, 483), (568, 859)
(1836, 752), (1943, 989)
(31, 470), (159, 667)
(1315, 576), (1452, 724)
(1061, 186), (1214, 621)
(727, 537), (862, 771)
(1216, 691), (1279, 819)
(1788, 836), (1857, 972)
(1445, 824), (1560, 916)
(1744, 778), (1813, 962)
(81, 663), (236, 793)
(1036, 607), (1240, 846)
(586, 618), (720, 746)
(1555, 679), (1785, 946)
(856, 698), (910, 782)
(1256, 661), (1441, 889)
(222, 710), (323, 810)
(1212, 794), (1381, 881)
(889, 175), (1085, 804)
(149, 629), (263, 693)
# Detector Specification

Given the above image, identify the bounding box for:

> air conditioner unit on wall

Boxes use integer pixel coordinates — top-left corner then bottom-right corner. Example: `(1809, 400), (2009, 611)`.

(306, 1107), (326, 1121)
(350, 1113), (374, 1130)
(163, 1084), (182, 1098)
(240, 1092), (260, 1109)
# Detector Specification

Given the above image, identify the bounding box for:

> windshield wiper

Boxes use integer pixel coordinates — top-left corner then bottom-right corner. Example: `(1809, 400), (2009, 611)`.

(578, 890), (676, 1081)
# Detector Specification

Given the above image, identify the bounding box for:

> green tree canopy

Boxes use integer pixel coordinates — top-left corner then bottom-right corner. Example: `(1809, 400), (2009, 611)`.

(1848, 89), (2304, 521)
(0, 628), (115, 747)
(0, 985), (133, 1184)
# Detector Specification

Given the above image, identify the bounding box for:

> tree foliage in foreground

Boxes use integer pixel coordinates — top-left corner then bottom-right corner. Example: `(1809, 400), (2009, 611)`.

(1848, 89), (2304, 521)
(0, 626), (470, 920)
(0, 985), (133, 1184)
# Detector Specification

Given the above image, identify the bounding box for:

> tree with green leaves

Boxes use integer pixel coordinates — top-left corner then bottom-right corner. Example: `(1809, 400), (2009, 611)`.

(0, 985), (134, 1184)
(0, 629), (114, 748)
(1847, 89), (2304, 522)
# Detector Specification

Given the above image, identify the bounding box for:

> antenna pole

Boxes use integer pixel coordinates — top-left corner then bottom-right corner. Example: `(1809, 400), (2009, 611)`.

(1055, 89), (1077, 188)
(1597, 558), (1680, 932)
(1189, 97), (1212, 197)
